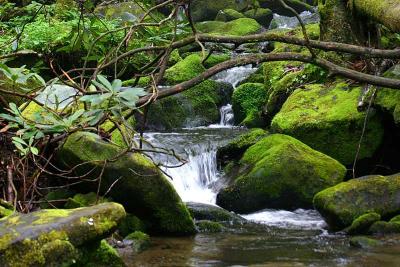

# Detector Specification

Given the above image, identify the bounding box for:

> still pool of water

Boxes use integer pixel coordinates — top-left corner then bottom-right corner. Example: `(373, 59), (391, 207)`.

(124, 224), (400, 267)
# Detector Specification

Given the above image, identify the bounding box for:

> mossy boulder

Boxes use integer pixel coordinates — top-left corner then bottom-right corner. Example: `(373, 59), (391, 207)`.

(313, 173), (400, 231)
(232, 83), (268, 127)
(147, 80), (232, 130)
(57, 132), (196, 235)
(345, 212), (381, 235)
(118, 214), (146, 238)
(124, 231), (150, 252)
(195, 220), (223, 233)
(0, 203), (125, 266)
(263, 62), (327, 122)
(190, 0), (251, 22)
(64, 192), (110, 209)
(271, 82), (384, 165)
(216, 134), (346, 213)
(146, 53), (233, 130)
(75, 239), (125, 267)
(196, 18), (262, 36)
(243, 8), (273, 28)
(215, 9), (245, 22)
(186, 202), (246, 223)
(373, 64), (400, 125)
(217, 128), (269, 165)
(259, 0), (312, 16)
(368, 221), (400, 235)
(0, 200), (13, 219)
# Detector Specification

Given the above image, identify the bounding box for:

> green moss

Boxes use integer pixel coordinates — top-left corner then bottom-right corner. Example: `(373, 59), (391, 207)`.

(346, 213), (381, 235)
(125, 231), (150, 252)
(314, 174), (400, 230)
(0, 200), (13, 218)
(196, 18), (262, 36)
(389, 215), (400, 223)
(232, 83), (268, 127)
(195, 220), (223, 233)
(118, 213), (146, 237)
(190, 0), (251, 21)
(368, 221), (400, 235)
(217, 134), (346, 213)
(40, 189), (74, 209)
(271, 81), (384, 164)
(373, 64), (400, 124)
(218, 128), (269, 164)
(74, 240), (124, 267)
(215, 8), (245, 21)
(64, 192), (110, 209)
(147, 79), (227, 129)
(349, 236), (380, 249)
(164, 54), (206, 85)
(243, 8), (273, 28)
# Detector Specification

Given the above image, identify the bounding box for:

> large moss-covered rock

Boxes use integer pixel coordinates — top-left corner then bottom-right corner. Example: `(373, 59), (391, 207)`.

(217, 134), (346, 213)
(190, 0), (251, 21)
(232, 83), (268, 127)
(147, 54), (233, 130)
(313, 173), (400, 230)
(373, 64), (400, 125)
(196, 18), (262, 36)
(271, 82), (384, 165)
(57, 132), (196, 235)
(217, 128), (269, 165)
(243, 8), (273, 28)
(215, 8), (245, 22)
(0, 203), (125, 266)
(368, 221), (400, 235)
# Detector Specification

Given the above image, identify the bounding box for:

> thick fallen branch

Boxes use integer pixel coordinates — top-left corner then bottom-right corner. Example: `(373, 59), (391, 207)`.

(136, 52), (400, 107)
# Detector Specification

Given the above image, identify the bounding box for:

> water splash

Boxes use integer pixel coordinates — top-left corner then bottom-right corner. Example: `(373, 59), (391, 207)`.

(213, 65), (257, 89)
(272, 10), (320, 29)
(242, 209), (327, 230)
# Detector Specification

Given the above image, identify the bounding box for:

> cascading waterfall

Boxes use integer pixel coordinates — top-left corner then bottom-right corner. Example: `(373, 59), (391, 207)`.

(140, 9), (325, 228)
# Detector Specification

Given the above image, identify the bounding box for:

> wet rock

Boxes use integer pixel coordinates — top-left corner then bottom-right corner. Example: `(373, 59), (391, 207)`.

(369, 221), (400, 235)
(186, 202), (246, 223)
(196, 18), (262, 36)
(345, 213), (381, 235)
(314, 173), (400, 231)
(195, 220), (224, 233)
(271, 81), (384, 165)
(124, 231), (150, 252)
(244, 8), (273, 28)
(217, 128), (269, 165)
(215, 9), (245, 22)
(0, 203), (125, 266)
(349, 236), (380, 249)
(57, 132), (196, 235)
(217, 134), (346, 213)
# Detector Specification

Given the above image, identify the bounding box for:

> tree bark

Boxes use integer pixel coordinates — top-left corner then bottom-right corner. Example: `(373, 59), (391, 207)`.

(353, 0), (400, 33)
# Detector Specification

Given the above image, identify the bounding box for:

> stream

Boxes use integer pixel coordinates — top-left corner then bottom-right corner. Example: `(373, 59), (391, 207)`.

(125, 12), (400, 267)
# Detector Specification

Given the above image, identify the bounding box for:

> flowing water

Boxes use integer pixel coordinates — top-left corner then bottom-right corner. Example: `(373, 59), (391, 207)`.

(125, 12), (400, 267)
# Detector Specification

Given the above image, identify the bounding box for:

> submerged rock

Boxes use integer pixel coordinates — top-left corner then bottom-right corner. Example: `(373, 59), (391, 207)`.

(349, 236), (381, 249)
(0, 203), (125, 266)
(124, 231), (150, 253)
(271, 82), (384, 165)
(217, 134), (346, 213)
(195, 220), (224, 233)
(57, 132), (195, 235)
(186, 202), (246, 223)
(314, 173), (400, 230)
